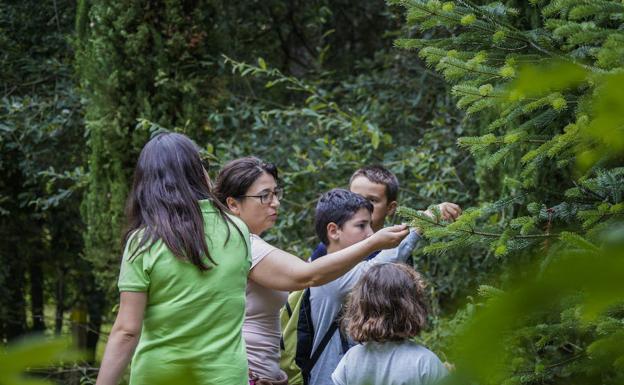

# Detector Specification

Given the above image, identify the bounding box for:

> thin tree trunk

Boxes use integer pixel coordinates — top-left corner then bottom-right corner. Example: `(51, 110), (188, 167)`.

(86, 286), (106, 363)
(30, 259), (46, 331)
(6, 251), (27, 340)
(55, 267), (65, 335)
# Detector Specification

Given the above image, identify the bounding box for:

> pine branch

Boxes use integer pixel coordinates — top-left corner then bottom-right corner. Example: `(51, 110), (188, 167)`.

(438, 57), (503, 78)
(513, 353), (585, 375)
(452, 88), (506, 99)
(408, 211), (558, 239)
(572, 180), (607, 201)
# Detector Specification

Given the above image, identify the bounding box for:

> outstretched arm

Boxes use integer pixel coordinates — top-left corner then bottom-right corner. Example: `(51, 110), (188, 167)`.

(249, 224), (409, 291)
(95, 291), (146, 385)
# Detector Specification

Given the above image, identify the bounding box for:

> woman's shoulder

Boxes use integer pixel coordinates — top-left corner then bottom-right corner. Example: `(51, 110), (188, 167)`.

(123, 228), (173, 265)
(250, 233), (272, 246)
(249, 234), (278, 267)
(200, 201), (249, 236)
(124, 229), (154, 257)
(226, 212), (250, 234)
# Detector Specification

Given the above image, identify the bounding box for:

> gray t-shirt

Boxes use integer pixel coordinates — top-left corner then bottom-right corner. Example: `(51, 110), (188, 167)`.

(331, 340), (448, 385)
(309, 231), (421, 385)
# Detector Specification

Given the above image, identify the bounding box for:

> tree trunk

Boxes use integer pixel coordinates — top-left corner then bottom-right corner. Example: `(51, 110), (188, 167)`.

(55, 266), (65, 335)
(86, 286), (106, 363)
(5, 251), (27, 340)
(30, 259), (46, 331)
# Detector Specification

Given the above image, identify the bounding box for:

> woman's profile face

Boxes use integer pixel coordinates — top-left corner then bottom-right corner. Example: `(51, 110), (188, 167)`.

(228, 172), (280, 235)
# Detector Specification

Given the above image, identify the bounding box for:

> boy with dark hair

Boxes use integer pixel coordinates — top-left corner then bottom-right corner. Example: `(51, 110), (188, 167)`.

(310, 165), (461, 261)
(313, 189), (374, 246)
(304, 188), (422, 385)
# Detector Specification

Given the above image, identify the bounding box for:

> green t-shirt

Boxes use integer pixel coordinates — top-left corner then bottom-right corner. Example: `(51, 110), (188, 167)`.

(118, 200), (251, 385)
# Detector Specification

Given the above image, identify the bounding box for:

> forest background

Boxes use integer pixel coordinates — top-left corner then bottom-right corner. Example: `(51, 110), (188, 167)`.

(1, 0), (622, 384)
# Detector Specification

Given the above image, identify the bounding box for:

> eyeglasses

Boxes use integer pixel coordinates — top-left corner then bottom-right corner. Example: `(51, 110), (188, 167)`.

(241, 187), (284, 205)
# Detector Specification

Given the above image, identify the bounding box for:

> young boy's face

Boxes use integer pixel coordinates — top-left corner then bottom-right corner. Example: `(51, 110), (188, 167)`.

(349, 176), (397, 232)
(331, 208), (374, 250)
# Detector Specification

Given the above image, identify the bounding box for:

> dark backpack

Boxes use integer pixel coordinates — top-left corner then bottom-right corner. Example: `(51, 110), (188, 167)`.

(280, 288), (349, 385)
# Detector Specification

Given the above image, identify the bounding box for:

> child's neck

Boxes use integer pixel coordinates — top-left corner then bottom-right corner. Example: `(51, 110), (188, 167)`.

(326, 243), (343, 254)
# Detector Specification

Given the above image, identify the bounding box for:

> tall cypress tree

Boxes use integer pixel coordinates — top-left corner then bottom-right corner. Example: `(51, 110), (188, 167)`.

(77, 0), (228, 295)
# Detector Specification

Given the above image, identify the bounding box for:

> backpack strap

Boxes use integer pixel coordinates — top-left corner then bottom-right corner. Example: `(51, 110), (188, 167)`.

(280, 297), (294, 352)
(337, 319), (349, 354)
(305, 318), (339, 372)
(301, 301), (349, 384)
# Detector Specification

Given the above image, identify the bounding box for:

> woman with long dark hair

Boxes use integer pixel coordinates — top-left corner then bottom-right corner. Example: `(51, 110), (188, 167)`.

(214, 157), (409, 385)
(96, 133), (251, 385)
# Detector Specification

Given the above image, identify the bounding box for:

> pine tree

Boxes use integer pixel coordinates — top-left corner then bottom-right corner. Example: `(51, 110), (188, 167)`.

(390, 1), (624, 384)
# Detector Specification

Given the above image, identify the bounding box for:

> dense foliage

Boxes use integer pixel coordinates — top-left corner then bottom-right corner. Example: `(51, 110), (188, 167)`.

(1, 0), (622, 384)
(0, 0), (101, 351)
(389, 0), (624, 384)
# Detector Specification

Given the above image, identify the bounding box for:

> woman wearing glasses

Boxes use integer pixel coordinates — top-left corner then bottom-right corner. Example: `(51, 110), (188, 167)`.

(214, 157), (409, 385)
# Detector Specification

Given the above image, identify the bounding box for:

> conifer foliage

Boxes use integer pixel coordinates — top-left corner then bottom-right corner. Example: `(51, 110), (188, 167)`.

(390, 1), (624, 384)
(76, 0), (228, 294)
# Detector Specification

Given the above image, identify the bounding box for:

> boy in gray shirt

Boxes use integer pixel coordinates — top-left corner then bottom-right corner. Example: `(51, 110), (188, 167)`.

(307, 189), (420, 385)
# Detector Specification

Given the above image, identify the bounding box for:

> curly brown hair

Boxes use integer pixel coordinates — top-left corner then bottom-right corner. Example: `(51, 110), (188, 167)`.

(342, 263), (429, 343)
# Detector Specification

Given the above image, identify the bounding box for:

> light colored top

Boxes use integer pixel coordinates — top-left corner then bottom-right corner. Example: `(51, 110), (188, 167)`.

(243, 234), (289, 380)
(117, 200), (251, 385)
(309, 231), (421, 385)
(331, 340), (448, 385)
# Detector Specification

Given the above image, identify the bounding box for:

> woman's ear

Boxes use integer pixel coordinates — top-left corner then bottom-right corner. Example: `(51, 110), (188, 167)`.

(326, 222), (340, 243)
(225, 197), (240, 215)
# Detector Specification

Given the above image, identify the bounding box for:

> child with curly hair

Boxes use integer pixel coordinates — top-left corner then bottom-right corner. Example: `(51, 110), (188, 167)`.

(332, 263), (448, 385)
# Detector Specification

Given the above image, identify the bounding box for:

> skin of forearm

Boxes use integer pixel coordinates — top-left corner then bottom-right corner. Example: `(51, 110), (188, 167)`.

(95, 329), (139, 385)
(299, 236), (377, 288)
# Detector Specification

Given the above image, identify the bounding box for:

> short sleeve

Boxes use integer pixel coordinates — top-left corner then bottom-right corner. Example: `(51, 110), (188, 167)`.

(420, 350), (449, 385)
(249, 234), (278, 270)
(118, 235), (151, 292)
(331, 352), (348, 385)
(228, 214), (252, 269)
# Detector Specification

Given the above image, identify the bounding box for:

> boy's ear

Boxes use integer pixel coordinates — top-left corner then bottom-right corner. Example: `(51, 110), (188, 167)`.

(225, 197), (240, 215)
(326, 222), (340, 243)
(387, 200), (398, 217)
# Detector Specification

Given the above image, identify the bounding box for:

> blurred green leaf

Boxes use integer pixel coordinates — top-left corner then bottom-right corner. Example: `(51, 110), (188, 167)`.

(508, 61), (588, 100)
(452, 247), (624, 383)
(0, 337), (82, 385)
(586, 72), (624, 151)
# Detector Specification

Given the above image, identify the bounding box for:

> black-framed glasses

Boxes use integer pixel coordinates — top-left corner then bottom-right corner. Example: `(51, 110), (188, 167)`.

(241, 187), (284, 205)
